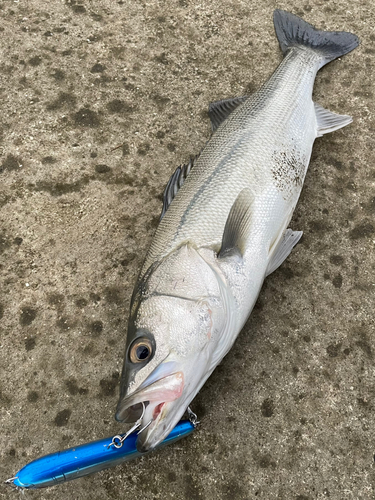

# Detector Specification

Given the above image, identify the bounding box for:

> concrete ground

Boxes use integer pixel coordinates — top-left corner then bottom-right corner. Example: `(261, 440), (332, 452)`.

(0, 1), (374, 499)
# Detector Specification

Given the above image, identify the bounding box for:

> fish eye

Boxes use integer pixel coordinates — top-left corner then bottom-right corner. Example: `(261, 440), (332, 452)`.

(129, 338), (153, 363)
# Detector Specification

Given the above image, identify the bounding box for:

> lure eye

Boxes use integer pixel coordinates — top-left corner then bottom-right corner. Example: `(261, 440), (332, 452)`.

(129, 338), (153, 363)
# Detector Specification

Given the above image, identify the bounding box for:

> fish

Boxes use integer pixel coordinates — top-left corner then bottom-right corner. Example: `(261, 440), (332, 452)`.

(115, 10), (359, 452)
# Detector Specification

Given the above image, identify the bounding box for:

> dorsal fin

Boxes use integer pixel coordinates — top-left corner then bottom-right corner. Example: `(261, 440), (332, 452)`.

(208, 96), (248, 132)
(160, 156), (197, 220)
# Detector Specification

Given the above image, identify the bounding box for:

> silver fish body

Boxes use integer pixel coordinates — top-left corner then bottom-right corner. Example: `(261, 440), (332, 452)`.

(116, 10), (359, 451)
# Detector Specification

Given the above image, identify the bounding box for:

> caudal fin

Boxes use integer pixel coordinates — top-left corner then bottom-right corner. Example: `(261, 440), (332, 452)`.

(273, 10), (359, 68)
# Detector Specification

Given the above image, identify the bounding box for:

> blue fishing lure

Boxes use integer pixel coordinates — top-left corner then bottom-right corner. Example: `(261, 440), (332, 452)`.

(8, 419), (195, 489)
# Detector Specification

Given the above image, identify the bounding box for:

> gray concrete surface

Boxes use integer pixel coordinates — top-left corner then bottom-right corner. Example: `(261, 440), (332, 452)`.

(0, 1), (374, 499)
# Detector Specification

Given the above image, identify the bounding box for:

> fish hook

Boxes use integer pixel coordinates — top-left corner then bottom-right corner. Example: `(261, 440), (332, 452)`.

(108, 402), (153, 449)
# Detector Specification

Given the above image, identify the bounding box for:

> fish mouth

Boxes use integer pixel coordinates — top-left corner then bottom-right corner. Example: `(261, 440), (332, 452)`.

(115, 371), (185, 452)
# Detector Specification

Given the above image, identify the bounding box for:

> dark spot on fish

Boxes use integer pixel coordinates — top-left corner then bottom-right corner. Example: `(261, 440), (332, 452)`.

(25, 337), (36, 351)
(89, 320), (103, 337)
(27, 391), (39, 402)
(29, 55), (42, 66)
(326, 343), (341, 357)
(95, 164), (111, 174)
(20, 307), (37, 326)
(75, 297), (88, 308)
(137, 142), (150, 156)
(349, 221), (374, 240)
(330, 255), (344, 266)
(54, 408), (72, 426)
(99, 373), (119, 397)
(261, 398), (274, 417)
(1, 154), (21, 173)
(73, 107), (100, 127)
(271, 148), (305, 201)
(332, 274), (343, 288)
(47, 293), (65, 307)
(106, 99), (134, 114)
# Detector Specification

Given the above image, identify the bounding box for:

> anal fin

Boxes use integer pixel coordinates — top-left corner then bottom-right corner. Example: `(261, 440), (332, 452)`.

(266, 228), (303, 276)
(314, 102), (352, 137)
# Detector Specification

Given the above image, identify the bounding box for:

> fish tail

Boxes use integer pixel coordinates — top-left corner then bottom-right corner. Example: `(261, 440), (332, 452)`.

(273, 10), (359, 68)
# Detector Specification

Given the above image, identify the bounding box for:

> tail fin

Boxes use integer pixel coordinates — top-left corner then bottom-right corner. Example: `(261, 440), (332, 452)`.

(273, 10), (359, 68)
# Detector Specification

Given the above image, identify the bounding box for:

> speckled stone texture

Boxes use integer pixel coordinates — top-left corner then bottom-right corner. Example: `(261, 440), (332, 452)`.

(0, 1), (374, 499)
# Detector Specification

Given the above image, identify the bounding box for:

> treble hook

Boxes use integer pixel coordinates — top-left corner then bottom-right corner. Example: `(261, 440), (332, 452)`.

(108, 402), (152, 449)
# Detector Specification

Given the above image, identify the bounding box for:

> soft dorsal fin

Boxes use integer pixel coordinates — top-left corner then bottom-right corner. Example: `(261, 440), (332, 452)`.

(208, 96), (248, 132)
(219, 188), (255, 259)
(160, 156), (197, 220)
(266, 228), (303, 276)
(314, 102), (352, 137)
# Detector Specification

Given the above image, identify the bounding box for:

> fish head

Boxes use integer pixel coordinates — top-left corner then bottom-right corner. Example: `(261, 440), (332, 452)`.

(115, 245), (229, 452)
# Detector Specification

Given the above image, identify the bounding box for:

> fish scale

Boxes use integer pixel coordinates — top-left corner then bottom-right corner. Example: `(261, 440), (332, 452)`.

(116, 10), (359, 453)
(144, 49), (320, 273)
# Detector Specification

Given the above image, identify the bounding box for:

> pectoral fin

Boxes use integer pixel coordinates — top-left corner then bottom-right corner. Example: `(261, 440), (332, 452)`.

(266, 228), (303, 276)
(219, 189), (255, 259)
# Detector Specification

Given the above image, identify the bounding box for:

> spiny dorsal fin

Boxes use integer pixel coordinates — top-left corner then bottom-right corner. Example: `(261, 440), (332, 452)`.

(219, 188), (255, 259)
(208, 96), (248, 132)
(314, 102), (352, 137)
(266, 228), (303, 276)
(160, 156), (197, 220)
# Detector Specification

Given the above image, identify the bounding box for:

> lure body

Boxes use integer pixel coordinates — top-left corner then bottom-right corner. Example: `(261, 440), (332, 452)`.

(11, 420), (194, 489)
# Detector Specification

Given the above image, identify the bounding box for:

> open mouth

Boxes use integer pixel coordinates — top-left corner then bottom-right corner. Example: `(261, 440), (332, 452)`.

(115, 371), (184, 425)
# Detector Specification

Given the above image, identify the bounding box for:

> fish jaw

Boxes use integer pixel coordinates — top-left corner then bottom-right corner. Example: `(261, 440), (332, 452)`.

(115, 371), (185, 423)
(115, 352), (211, 452)
(135, 398), (189, 452)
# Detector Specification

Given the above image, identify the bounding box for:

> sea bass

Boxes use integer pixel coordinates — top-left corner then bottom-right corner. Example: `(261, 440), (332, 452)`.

(115, 10), (359, 451)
